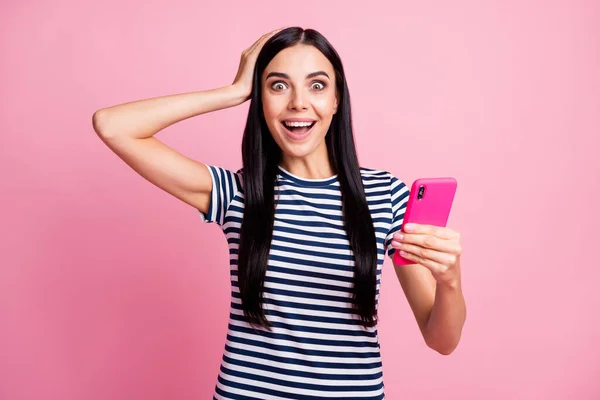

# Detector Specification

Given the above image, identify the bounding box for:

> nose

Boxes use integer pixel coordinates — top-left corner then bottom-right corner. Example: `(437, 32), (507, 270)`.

(288, 88), (308, 111)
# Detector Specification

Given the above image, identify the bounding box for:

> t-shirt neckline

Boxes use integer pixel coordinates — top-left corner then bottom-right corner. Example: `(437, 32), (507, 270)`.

(277, 165), (338, 187)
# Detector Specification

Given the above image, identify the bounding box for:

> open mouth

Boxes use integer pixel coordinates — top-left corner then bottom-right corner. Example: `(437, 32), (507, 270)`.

(280, 121), (317, 140)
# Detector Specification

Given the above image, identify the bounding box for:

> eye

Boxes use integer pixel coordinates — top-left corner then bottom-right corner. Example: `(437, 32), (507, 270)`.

(271, 81), (287, 90)
(312, 81), (326, 90)
(270, 80), (327, 91)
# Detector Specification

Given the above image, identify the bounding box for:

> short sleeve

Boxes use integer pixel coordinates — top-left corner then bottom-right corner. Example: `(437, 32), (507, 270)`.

(198, 165), (243, 226)
(385, 174), (410, 258)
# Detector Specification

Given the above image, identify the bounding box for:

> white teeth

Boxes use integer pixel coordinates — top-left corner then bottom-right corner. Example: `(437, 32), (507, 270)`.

(284, 121), (314, 127)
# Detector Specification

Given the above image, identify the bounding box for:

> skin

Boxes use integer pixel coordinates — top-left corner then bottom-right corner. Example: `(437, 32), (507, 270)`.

(255, 34), (467, 355)
(391, 223), (466, 355)
(261, 44), (339, 180)
(97, 25), (467, 356)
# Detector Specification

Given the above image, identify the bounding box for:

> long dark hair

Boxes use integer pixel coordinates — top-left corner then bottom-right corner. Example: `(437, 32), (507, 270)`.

(238, 27), (378, 330)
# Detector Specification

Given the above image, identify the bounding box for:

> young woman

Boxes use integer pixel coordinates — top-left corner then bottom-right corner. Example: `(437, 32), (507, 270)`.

(93, 26), (466, 400)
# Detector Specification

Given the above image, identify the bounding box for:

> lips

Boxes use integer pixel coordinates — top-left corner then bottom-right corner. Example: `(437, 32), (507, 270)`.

(280, 120), (317, 141)
(282, 118), (317, 123)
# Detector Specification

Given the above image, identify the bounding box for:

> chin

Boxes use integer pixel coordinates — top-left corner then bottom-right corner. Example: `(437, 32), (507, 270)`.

(276, 129), (326, 157)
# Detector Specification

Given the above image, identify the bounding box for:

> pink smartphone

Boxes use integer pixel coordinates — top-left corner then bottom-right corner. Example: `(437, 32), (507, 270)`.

(393, 177), (458, 266)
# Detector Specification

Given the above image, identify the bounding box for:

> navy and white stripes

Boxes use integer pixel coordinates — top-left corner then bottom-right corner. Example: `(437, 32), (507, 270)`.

(199, 164), (409, 399)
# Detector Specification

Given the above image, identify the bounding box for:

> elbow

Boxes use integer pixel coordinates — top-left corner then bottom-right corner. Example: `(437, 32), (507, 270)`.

(430, 343), (457, 356)
(425, 334), (462, 356)
(92, 109), (114, 138)
(92, 110), (106, 136)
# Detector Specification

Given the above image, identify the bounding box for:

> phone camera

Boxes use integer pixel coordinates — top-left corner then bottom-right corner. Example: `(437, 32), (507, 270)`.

(417, 185), (425, 200)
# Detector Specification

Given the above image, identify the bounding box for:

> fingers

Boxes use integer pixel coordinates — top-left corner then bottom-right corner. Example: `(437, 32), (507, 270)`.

(391, 224), (463, 285)
(394, 242), (459, 266)
(391, 223), (462, 257)
(246, 27), (286, 54)
(393, 232), (462, 255)
(247, 33), (270, 53)
(397, 249), (450, 275)
(402, 223), (460, 241)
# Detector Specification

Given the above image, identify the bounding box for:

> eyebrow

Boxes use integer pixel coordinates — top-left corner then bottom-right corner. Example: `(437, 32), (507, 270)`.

(265, 71), (330, 80)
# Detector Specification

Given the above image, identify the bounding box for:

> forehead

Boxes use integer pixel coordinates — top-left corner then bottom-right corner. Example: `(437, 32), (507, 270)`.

(263, 45), (334, 80)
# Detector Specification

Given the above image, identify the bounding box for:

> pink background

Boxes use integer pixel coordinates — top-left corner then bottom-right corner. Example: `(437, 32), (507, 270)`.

(1, 0), (599, 399)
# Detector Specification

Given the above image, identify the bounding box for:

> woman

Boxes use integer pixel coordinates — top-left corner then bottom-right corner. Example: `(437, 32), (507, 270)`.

(93, 26), (466, 400)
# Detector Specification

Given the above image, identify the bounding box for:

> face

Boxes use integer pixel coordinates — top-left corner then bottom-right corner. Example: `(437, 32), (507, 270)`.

(261, 44), (339, 162)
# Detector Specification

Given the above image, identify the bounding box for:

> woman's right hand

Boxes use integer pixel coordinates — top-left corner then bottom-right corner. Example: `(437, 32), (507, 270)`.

(232, 27), (285, 102)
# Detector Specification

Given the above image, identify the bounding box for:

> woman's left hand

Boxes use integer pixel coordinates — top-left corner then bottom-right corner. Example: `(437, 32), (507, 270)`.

(391, 223), (462, 286)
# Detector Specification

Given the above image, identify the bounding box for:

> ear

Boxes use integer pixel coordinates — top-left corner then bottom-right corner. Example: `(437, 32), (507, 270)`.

(333, 93), (339, 114)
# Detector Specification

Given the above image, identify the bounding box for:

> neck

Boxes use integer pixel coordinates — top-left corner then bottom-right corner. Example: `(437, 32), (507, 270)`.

(280, 143), (335, 179)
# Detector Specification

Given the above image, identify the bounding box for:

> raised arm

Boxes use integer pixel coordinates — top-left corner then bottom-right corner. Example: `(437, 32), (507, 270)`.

(91, 28), (283, 212)
(92, 85), (247, 212)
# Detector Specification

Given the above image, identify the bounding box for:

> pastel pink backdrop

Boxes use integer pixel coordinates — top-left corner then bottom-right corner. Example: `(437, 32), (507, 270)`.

(1, 0), (598, 399)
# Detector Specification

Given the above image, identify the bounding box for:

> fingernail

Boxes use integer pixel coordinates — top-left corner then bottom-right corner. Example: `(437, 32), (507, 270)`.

(396, 233), (404, 241)
(404, 223), (414, 232)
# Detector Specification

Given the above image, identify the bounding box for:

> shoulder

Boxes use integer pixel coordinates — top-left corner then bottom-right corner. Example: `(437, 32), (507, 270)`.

(359, 167), (403, 185)
(359, 167), (390, 180)
(360, 167), (409, 199)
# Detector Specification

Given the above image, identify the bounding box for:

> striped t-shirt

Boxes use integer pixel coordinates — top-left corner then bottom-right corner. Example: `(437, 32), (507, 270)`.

(199, 164), (409, 400)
